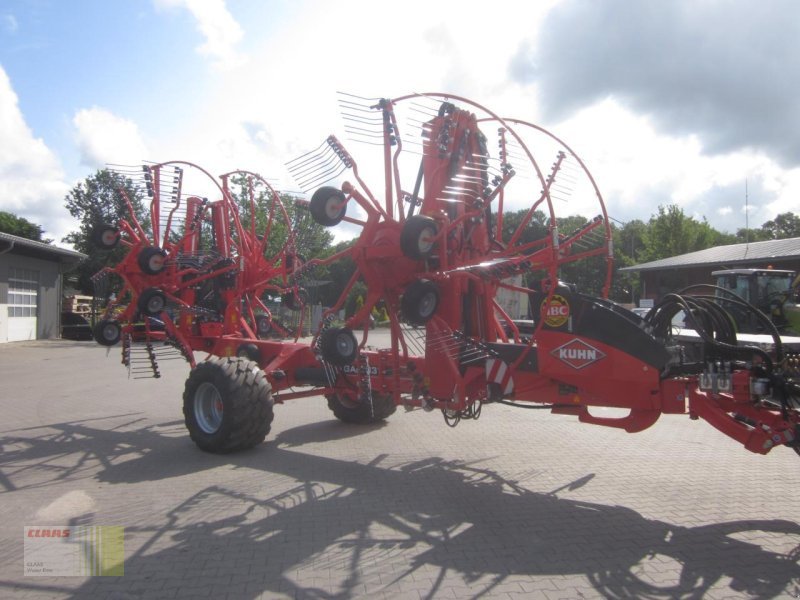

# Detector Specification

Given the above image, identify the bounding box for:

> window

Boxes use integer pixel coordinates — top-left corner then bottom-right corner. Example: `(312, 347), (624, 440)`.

(8, 268), (39, 318)
(756, 273), (792, 297)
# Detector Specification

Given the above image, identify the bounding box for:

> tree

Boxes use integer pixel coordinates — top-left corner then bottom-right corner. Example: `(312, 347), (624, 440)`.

(227, 174), (337, 308)
(0, 211), (51, 243)
(761, 212), (800, 240)
(555, 214), (606, 297)
(62, 169), (150, 294)
(610, 219), (647, 304)
(499, 207), (548, 247)
(315, 239), (357, 308)
(734, 227), (771, 243)
(287, 195), (334, 260)
(227, 174), (333, 261)
(641, 205), (732, 262)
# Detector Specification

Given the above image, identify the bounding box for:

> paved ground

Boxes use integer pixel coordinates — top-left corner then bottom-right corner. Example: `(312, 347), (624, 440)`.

(1, 339), (800, 599)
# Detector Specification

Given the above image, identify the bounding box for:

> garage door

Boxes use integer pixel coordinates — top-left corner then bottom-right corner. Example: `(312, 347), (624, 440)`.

(7, 268), (39, 342)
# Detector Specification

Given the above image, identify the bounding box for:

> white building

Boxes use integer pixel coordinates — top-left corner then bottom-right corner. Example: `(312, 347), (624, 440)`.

(0, 232), (86, 343)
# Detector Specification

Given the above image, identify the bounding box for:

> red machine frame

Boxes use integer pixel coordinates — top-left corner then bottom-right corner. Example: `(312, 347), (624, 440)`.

(91, 95), (800, 458)
(92, 162), (306, 365)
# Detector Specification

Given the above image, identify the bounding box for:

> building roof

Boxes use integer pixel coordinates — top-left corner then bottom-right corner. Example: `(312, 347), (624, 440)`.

(619, 236), (800, 272)
(0, 231), (87, 264)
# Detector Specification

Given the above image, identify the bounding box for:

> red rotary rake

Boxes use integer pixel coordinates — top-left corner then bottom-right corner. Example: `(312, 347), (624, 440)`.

(288, 94), (614, 415)
(91, 162), (306, 375)
(91, 94), (800, 458)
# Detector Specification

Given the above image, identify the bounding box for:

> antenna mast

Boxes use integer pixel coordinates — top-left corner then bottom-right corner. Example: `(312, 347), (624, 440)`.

(745, 178), (749, 243)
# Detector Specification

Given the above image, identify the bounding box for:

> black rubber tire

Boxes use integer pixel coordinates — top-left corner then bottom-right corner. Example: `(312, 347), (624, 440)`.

(310, 186), (347, 226)
(137, 288), (167, 316)
(91, 224), (120, 250)
(137, 246), (168, 275)
(183, 356), (274, 453)
(255, 315), (272, 338)
(236, 343), (261, 363)
(93, 319), (121, 346)
(282, 288), (309, 311)
(401, 279), (440, 326)
(319, 327), (358, 365)
(400, 215), (438, 260)
(326, 392), (396, 424)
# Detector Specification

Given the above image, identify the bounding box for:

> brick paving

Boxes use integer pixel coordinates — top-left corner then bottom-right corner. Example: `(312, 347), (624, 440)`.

(1, 339), (800, 599)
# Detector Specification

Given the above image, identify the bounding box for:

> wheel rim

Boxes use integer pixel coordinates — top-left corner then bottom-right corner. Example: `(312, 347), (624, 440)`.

(336, 332), (355, 357)
(325, 197), (343, 219)
(101, 230), (117, 246)
(418, 227), (435, 254)
(334, 393), (360, 409)
(418, 291), (437, 318)
(257, 317), (270, 334)
(147, 295), (165, 313)
(102, 323), (119, 341)
(194, 382), (224, 434)
(148, 254), (165, 272)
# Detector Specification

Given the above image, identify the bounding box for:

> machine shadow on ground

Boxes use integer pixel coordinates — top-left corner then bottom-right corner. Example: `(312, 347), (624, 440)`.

(2, 417), (799, 599)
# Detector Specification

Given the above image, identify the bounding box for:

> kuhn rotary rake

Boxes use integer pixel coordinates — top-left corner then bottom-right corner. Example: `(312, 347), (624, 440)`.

(288, 94), (615, 413)
(91, 162), (307, 376)
(91, 94), (800, 458)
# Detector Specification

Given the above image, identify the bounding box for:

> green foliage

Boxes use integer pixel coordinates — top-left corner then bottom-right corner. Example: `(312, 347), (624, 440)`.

(612, 206), (798, 302)
(734, 227), (771, 243)
(0, 211), (51, 243)
(608, 221), (645, 304)
(761, 212), (800, 240)
(556, 214), (608, 297)
(58, 165), (800, 313)
(227, 174), (333, 261)
(493, 204), (798, 304)
(344, 280), (368, 319)
(62, 169), (150, 294)
(499, 208), (548, 245)
(314, 239), (357, 308)
(641, 205), (732, 262)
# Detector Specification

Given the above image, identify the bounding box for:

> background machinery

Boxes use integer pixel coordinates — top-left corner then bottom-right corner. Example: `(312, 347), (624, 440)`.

(712, 268), (800, 335)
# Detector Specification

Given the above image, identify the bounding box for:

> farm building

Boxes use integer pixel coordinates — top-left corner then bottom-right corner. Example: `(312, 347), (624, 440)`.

(0, 232), (86, 343)
(619, 236), (800, 304)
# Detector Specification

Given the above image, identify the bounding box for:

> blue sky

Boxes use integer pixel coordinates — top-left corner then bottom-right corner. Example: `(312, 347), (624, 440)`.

(3, 3), (200, 163)
(1, 0), (799, 244)
(1, 1), (286, 176)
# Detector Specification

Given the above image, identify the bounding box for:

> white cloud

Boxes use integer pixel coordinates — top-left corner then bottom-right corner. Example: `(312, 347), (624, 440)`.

(72, 107), (149, 168)
(3, 13), (18, 33)
(516, 0), (800, 167)
(154, 0), (245, 69)
(149, 0), (558, 189)
(544, 97), (800, 232)
(0, 65), (72, 241)
(118, 0), (794, 237)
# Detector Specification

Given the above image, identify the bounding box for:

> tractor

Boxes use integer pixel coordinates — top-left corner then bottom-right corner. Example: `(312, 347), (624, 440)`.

(712, 268), (800, 335)
(90, 93), (800, 459)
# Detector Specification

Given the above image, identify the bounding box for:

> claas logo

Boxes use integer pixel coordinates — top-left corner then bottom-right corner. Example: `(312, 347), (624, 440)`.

(541, 294), (570, 328)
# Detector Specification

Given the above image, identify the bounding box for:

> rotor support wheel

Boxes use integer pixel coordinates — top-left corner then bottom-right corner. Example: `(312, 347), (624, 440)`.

(319, 327), (359, 365)
(310, 186), (347, 226)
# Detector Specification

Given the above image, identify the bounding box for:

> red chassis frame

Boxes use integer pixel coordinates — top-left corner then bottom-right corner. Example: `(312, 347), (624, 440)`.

(92, 96), (799, 458)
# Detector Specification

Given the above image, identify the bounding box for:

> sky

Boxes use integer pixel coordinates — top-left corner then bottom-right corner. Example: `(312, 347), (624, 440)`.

(1, 0), (798, 247)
